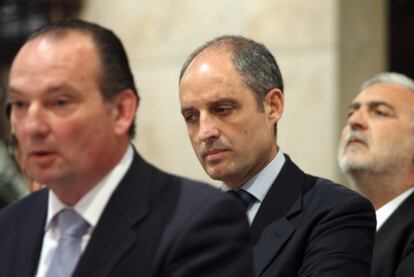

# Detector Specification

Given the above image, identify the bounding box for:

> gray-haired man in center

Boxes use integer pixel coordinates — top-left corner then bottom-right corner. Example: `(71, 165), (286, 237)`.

(338, 72), (414, 277)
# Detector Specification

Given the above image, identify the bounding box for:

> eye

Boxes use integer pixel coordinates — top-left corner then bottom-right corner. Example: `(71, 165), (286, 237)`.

(55, 99), (68, 107)
(373, 107), (391, 117)
(182, 112), (198, 124)
(10, 99), (29, 111)
(12, 100), (25, 108)
(346, 110), (354, 118)
(48, 97), (73, 110)
(214, 105), (233, 116)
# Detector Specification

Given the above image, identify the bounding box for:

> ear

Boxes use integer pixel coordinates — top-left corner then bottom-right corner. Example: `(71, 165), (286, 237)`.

(110, 89), (139, 136)
(263, 88), (284, 125)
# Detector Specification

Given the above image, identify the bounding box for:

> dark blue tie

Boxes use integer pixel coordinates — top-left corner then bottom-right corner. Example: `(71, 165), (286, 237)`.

(227, 189), (257, 209)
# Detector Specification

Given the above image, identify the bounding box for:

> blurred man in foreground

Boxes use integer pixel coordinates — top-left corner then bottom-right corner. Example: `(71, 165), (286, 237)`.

(0, 20), (254, 277)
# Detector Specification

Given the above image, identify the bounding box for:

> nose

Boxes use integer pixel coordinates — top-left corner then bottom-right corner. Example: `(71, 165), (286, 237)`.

(23, 103), (50, 139)
(347, 109), (367, 131)
(198, 113), (220, 142)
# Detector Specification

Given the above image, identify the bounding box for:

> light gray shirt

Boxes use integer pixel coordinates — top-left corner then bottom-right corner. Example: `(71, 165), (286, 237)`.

(376, 187), (414, 231)
(222, 150), (286, 223)
(36, 145), (133, 277)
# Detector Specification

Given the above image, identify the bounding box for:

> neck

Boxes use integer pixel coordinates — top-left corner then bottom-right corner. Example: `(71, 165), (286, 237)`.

(50, 142), (130, 206)
(347, 170), (414, 210)
(225, 145), (279, 189)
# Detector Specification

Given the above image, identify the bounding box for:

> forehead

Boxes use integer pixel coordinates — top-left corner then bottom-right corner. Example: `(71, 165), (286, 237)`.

(179, 50), (254, 103)
(354, 83), (414, 110)
(9, 31), (100, 91)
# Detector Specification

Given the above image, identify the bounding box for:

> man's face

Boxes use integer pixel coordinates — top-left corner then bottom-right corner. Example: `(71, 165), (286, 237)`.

(338, 83), (414, 176)
(179, 50), (282, 188)
(8, 32), (126, 190)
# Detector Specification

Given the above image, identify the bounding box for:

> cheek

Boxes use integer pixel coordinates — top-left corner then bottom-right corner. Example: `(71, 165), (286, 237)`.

(56, 114), (110, 151)
(187, 130), (200, 149)
(339, 127), (350, 142)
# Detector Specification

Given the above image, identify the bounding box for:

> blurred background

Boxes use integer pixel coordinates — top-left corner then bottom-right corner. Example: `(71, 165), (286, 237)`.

(1, 0), (413, 206)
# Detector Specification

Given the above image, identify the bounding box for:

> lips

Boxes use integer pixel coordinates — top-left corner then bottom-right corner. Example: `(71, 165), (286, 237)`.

(347, 139), (366, 146)
(203, 148), (229, 162)
(344, 134), (369, 152)
(28, 150), (57, 164)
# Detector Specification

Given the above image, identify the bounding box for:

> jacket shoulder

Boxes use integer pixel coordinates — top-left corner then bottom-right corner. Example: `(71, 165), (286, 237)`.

(0, 189), (47, 224)
(307, 176), (373, 210)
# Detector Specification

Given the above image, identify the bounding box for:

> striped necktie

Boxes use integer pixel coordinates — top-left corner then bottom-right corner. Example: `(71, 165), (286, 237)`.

(45, 209), (90, 277)
(227, 189), (257, 209)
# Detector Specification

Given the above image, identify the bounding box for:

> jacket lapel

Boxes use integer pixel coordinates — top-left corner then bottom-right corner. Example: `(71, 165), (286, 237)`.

(18, 189), (48, 277)
(254, 217), (295, 275)
(74, 152), (150, 277)
(252, 155), (306, 276)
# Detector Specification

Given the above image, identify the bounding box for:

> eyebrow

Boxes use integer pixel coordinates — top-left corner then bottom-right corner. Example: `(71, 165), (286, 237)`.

(181, 97), (238, 113)
(348, 100), (396, 112)
(7, 86), (21, 96)
(8, 83), (79, 98)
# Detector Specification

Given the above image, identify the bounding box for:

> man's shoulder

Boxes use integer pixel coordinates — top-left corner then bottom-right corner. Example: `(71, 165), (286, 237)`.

(132, 153), (225, 202)
(155, 171), (232, 211)
(0, 189), (46, 214)
(373, 191), (414, 277)
(302, 175), (374, 216)
(0, 189), (47, 230)
(311, 176), (364, 200)
(379, 190), (414, 235)
(282, 155), (370, 207)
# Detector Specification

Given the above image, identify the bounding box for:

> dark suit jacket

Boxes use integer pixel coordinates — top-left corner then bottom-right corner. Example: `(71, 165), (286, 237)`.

(251, 155), (376, 277)
(372, 191), (414, 277)
(0, 151), (254, 277)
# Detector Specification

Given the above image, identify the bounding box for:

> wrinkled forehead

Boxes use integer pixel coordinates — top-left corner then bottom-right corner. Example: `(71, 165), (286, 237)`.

(12, 30), (99, 70)
(355, 83), (414, 107)
(9, 31), (101, 89)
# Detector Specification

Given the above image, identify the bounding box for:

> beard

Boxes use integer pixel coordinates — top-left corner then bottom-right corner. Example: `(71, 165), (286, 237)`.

(338, 130), (414, 177)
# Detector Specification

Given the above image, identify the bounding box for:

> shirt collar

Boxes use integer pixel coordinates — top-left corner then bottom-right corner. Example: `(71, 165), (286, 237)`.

(44, 145), (134, 231)
(376, 187), (414, 231)
(222, 149), (285, 203)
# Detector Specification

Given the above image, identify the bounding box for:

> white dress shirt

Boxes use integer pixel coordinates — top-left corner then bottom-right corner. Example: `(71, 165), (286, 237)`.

(222, 150), (286, 224)
(376, 187), (414, 231)
(36, 145), (133, 277)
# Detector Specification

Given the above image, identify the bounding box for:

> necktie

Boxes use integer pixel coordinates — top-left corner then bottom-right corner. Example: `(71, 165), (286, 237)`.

(227, 189), (257, 209)
(46, 209), (90, 277)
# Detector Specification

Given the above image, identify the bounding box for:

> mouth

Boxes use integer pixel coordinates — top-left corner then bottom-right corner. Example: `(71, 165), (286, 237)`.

(348, 139), (363, 144)
(347, 139), (366, 146)
(203, 148), (230, 162)
(28, 150), (57, 164)
(344, 137), (369, 153)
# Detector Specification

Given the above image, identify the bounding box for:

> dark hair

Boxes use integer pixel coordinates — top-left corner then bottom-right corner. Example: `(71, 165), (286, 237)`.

(27, 19), (139, 138)
(179, 35), (284, 111)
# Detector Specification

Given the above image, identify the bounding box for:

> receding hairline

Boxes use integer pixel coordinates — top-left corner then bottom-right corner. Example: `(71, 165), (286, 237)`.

(361, 72), (414, 93)
(179, 39), (238, 83)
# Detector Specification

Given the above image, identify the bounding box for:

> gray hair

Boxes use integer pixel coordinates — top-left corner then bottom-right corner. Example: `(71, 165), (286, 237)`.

(179, 35), (284, 111)
(362, 72), (414, 132)
(361, 72), (414, 92)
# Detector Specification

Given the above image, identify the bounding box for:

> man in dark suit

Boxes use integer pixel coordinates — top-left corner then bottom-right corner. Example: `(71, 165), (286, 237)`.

(178, 35), (376, 276)
(338, 72), (414, 277)
(0, 20), (254, 277)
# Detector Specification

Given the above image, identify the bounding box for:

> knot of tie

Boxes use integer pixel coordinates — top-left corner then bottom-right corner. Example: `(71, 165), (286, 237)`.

(227, 189), (257, 209)
(57, 208), (90, 237)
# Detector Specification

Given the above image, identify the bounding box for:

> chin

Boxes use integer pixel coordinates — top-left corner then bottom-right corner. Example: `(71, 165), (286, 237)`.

(206, 167), (229, 182)
(340, 159), (372, 174)
(206, 171), (225, 181)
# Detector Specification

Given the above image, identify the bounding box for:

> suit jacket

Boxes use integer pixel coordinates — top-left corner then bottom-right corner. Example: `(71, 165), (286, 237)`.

(0, 151), (254, 277)
(372, 191), (414, 277)
(251, 155), (376, 277)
